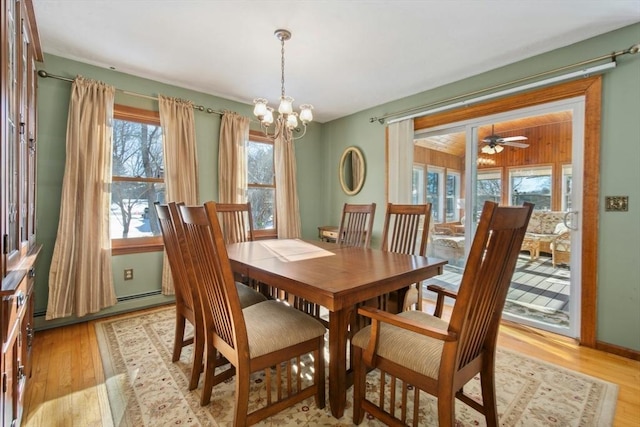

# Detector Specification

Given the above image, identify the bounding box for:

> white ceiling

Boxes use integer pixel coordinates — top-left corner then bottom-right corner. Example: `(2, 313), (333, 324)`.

(32, 1), (640, 123)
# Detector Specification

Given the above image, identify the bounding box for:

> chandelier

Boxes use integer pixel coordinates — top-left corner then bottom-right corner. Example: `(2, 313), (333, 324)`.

(253, 29), (313, 139)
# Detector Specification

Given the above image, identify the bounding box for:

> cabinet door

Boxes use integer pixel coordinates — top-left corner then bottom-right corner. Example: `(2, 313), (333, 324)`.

(3, 0), (21, 273)
(26, 48), (37, 246)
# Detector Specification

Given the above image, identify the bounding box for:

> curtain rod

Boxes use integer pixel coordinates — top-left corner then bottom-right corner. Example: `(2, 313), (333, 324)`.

(370, 42), (640, 124)
(36, 70), (224, 115)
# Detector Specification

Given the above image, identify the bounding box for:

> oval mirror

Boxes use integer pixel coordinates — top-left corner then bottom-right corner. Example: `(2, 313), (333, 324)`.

(339, 146), (366, 196)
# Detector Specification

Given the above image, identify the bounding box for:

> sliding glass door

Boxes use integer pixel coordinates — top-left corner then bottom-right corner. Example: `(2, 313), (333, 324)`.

(414, 98), (584, 338)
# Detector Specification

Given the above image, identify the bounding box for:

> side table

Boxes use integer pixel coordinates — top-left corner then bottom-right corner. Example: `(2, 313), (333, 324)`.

(318, 225), (339, 242)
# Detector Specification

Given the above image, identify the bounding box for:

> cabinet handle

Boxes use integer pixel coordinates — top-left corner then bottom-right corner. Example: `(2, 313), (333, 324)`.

(17, 365), (26, 381)
(28, 267), (36, 278)
(16, 291), (26, 308)
(26, 325), (34, 347)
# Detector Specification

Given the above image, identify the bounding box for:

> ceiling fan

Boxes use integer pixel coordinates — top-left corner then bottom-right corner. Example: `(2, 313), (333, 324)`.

(481, 125), (529, 154)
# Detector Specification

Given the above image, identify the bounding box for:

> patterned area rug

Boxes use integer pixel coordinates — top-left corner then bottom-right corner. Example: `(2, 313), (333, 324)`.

(95, 307), (617, 426)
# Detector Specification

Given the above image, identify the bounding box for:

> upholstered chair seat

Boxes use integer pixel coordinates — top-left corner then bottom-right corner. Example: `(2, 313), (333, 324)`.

(352, 310), (446, 378)
(243, 300), (327, 358)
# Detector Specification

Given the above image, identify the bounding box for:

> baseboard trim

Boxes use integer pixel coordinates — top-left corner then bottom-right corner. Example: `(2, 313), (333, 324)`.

(596, 340), (640, 361)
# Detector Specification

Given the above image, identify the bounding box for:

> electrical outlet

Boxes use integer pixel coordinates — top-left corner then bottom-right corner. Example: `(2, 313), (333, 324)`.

(605, 196), (628, 212)
(124, 268), (134, 280)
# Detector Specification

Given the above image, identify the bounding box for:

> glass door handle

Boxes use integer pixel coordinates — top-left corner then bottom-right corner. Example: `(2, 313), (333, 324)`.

(563, 210), (579, 230)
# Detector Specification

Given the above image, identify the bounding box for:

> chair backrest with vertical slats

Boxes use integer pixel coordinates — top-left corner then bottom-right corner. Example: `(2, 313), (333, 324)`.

(178, 202), (248, 359)
(447, 201), (534, 373)
(380, 203), (432, 256)
(337, 203), (376, 248)
(215, 202), (255, 244)
(154, 202), (195, 314)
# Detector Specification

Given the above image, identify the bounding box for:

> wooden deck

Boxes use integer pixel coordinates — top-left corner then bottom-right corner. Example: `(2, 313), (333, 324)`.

(423, 253), (571, 327)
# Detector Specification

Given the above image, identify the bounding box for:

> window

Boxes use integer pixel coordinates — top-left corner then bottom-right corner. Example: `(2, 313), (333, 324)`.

(426, 166), (444, 222)
(445, 170), (461, 222)
(509, 166), (552, 210)
(477, 169), (502, 213)
(247, 131), (276, 237)
(412, 164), (425, 204)
(111, 105), (165, 254)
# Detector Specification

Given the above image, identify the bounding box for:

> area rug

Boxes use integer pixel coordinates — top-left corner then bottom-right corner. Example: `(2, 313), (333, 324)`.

(95, 307), (618, 426)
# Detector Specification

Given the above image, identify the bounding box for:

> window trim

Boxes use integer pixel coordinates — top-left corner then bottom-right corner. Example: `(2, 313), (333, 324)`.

(111, 104), (164, 255)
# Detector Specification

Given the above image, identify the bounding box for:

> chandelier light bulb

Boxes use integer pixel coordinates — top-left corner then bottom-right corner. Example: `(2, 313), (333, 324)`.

(253, 98), (268, 118)
(278, 96), (294, 115)
(263, 108), (274, 125)
(299, 104), (313, 123)
(287, 113), (298, 129)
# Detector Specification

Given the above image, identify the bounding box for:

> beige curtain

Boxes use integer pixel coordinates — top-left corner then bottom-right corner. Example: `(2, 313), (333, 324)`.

(218, 112), (249, 203)
(46, 76), (117, 320)
(388, 119), (414, 204)
(159, 95), (199, 294)
(274, 117), (302, 238)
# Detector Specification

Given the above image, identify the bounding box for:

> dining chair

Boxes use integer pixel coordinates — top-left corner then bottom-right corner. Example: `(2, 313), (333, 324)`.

(154, 202), (204, 391)
(337, 203), (376, 248)
(351, 201), (534, 427)
(215, 202), (255, 244)
(380, 203), (432, 312)
(155, 202), (267, 391)
(177, 202), (326, 425)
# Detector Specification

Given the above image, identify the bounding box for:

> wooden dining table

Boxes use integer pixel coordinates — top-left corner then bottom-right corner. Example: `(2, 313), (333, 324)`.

(226, 238), (447, 418)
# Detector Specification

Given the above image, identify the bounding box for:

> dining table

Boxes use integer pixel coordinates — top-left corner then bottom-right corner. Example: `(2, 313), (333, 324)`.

(226, 238), (447, 418)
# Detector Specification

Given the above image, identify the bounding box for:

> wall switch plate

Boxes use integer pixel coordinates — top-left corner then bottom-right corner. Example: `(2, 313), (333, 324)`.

(605, 196), (628, 212)
(124, 268), (134, 280)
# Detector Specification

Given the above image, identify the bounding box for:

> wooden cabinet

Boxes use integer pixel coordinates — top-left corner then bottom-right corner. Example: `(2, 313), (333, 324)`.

(1, 0), (42, 425)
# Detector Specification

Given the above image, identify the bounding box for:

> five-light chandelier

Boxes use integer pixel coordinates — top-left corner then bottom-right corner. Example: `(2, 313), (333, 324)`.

(253, 29), (313, 139)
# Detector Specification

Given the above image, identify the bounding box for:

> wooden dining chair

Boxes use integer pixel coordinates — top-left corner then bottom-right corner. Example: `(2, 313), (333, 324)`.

(154, 202), (204, 391)
(351, 201), (534, 427)
(155, 202), (267, 391)
(177, 202), (326, 425)
(337, 203), (376, 248)
(215, 202), (255, 244)
(380, 203), (432, 312)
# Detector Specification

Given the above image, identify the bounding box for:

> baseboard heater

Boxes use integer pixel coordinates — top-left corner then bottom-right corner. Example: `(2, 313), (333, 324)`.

(34, 290), (165, 318)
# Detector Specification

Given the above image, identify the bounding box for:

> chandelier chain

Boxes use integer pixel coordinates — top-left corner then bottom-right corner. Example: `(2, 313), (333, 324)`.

(281, 37), (286, 98)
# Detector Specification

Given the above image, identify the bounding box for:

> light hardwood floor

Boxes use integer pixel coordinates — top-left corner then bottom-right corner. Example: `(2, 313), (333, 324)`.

(22, 303), (640, 427)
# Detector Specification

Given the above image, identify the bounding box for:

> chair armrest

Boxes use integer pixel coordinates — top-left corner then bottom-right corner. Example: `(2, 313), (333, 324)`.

(426, 284), (457, 318)
(357, 306), (456, 342)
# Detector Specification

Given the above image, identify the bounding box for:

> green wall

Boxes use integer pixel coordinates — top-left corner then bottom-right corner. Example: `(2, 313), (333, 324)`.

(321, 23), (640, 351)
(35, 24), (640, 352)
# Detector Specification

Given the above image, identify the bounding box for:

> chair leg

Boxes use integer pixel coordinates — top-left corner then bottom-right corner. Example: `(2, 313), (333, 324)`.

(233, 366), (250, 427)
(480, 364), (499, 426)
(188, 323), (204, 390)
(314, 340), (326, 409)
(437, 387), (456, 427)
(200, 342), (217, 406)
(352, 346), (366, 424)
(173, 313), (186, 362)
